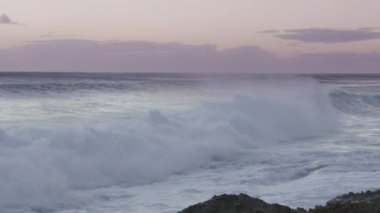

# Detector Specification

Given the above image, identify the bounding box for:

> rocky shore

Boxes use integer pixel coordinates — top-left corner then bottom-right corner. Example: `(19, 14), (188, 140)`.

(178, 190), (380, 213)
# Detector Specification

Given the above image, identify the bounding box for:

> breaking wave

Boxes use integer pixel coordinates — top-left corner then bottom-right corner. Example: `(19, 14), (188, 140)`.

(330, 90), (380, 116)
(0, 79), (342, 211)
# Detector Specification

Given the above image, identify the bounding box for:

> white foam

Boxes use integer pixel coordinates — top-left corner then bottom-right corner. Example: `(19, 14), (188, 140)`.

(0, 78), (341, 211)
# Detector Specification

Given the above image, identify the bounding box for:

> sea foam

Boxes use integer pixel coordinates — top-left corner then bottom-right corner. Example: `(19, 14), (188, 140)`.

(0, 78), (339, 210)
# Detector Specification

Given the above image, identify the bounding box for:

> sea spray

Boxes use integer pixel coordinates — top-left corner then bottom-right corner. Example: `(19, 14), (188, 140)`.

(0, 76), (340, 210)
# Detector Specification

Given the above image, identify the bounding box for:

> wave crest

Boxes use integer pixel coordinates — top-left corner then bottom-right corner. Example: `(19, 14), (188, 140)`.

(0, 82), (339, 210)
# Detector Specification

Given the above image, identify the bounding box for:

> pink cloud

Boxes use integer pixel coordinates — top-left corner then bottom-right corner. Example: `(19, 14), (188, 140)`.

(0, 39), (379, 73)
(264, 28), (380, 43)
(0, 14), (18, 25)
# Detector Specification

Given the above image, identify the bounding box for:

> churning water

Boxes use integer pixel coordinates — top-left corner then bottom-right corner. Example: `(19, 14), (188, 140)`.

(0, 73), (379, 212)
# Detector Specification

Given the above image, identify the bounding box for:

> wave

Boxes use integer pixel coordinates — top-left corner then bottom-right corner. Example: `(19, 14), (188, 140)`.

(330, 90), (380, 116)
(0, 80), (340, 211)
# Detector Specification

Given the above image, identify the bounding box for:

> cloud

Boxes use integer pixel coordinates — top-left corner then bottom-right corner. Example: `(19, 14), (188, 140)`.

(258, 29), (280, 34)
(0, 40), (277, 72)
(39, 32), (74, 39)
(0, 14), (18, 25)
(0, 39), (379, 73)
(286, 52), (380, 73)
(270, 28), (380, 43)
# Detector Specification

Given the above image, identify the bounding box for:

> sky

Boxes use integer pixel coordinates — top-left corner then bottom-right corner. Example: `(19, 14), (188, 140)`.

(1, 0), (380, 72)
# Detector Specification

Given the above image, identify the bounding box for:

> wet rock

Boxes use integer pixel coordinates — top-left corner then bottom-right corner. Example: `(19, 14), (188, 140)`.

(178, 193), (305, 213)
(178, 190), (380, 213)
(309, 190), (380, 213)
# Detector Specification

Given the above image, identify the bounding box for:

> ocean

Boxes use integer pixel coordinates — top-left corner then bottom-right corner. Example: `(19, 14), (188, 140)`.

(0, 72), (379, 212)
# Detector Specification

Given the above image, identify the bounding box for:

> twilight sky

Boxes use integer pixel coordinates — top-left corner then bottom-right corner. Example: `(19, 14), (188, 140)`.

(1, 0), (380, 72)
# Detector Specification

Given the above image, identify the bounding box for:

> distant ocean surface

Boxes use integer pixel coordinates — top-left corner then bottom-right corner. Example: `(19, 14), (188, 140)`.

(1, 72), (380, 213)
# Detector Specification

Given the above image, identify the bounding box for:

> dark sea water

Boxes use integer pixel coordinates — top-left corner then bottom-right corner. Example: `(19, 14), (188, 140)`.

(0, 73), (380, 212)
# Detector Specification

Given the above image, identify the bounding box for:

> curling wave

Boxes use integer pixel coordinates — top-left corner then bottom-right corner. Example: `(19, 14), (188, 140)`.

(330, 90), (380, 116)
(0, 81), (340, 211)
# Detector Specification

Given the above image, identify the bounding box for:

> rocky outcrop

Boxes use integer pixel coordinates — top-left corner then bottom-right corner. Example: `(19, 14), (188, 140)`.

(309, 190), (380, 213)
(179, 190), (380, 213)
(178, 193), (306, 213)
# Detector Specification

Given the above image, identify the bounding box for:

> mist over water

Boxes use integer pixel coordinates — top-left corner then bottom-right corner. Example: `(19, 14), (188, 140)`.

(0, 73), (379, 212)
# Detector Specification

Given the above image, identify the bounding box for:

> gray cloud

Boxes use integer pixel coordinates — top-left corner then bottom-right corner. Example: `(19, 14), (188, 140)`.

(0, 39), (379, 73)
(271, 28), (380, 43)
(0, 14), (18, 25)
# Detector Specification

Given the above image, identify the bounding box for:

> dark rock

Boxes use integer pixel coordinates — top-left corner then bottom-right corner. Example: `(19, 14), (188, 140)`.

(309, 190), (380, 213)
(178, 193), (305, 213)
(178, 190), (380, 213)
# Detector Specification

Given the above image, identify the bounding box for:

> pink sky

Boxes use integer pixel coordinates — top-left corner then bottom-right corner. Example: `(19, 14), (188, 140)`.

(1, 0), (380, 72)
